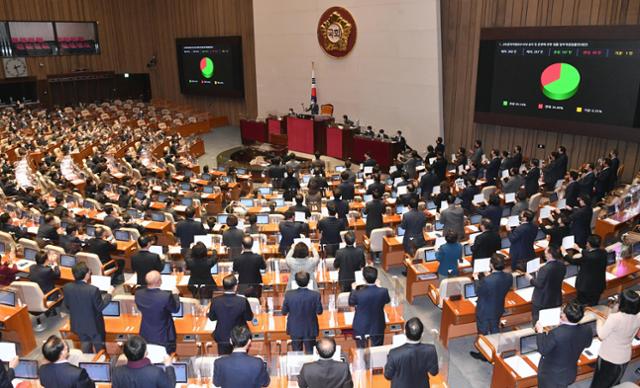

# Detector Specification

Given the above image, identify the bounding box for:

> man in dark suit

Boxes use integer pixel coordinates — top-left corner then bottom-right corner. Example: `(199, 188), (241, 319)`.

(318, 203), (346, 257)
(208, 275), (254, 355)
(543, 152), (562, 191)
(470, 255), (512, 361)
(86, 227), (117, 263)
(267, 157), (285, 189)
(366, 173), (385, 196)
(569, 195), (593, 247)
(111, 335), (176, 388)
(564, 170), (580, 208)
(334, 232), (366, 292)
(476, 194), (502, 231)
(59, 223), (83, 254)
(484, 150), (501, 186)
(384, 317), (439, 388)
(39, 335), (95, 388)
(135, 270), (180, 353)
(102, 205), (121, 231)
(213, 325), (270, 388)
(131, 236), (164, 287)
(222, 215), (244, 260)
(457, 176), (480, 212)
(175, 206), (207, 252)
(609, 149), (620, 188)
(328, 189), (349, 220)
(0, 356), (18, 388)
(62, 262), (113, 352)
(528, 246), (566, 323)
(364, 191), (385, 237)
(563, 234), (607, 306)
(337, 171), (355, 200)
(291, 194), (312, 218)
(400, 198), (427, 256)
(37, 213), (60, 244)
(578, 164), (596, 197)
(0, 213), (28, 241)
(233, 236), (266, 298)
(298, 337), (353, 388)
(594, 159), (613, 201)
(28, 250), (60, 297)
(524, 159), (541, 197)
(470, 218), (501, 265)
(281, 271), (323, 353)
(279, 210), (304, 255)
(419, 165), (439, 199)
(440, 195), (465, 240)
(507, 209), (538, 271)
(535, 301), (593, 388)
(349, 266), (390, 347)
(362, 152), (378, 168)
(432, 154), (448, 182)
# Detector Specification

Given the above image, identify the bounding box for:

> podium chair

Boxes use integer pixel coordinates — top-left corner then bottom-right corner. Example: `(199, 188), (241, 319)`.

(320, 104), (334, 116)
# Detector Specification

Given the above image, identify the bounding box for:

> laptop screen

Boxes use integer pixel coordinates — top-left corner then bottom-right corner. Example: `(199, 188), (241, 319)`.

(395, 205), (405, 215)
(464, 244), (472, 256)
(151, 212), (166, 222)
(0, 290), (16, 307)
(424, 250), (437, 262)
(256, 214), (269, 225)
(434, 221), (444, 231)
(203, 186), (214, 194)
(259, 187), (271, 195)
(114, 230), (130, 241)
(13, 360), (38, 379)
(397, 227), (405, 237)
(607, 251), (617, 265)
(469, 214), (482, 225)
(85, 225), (96, 237)
(172, 302), (184, 318)
(102, 301), (120, 317)
(157, 193), (168, 202)
(210, 264), (219, 275)
(0, 242), (5, 254)
(240, 199), (254, 207)
(160, 262), (172, 275)
(180, 182), (191, 191)
(79, 362), (111, 382)
(23, 248), (37, 261)
(180, 198), (193, 207)
(565, 264), (579, 278)
(515, 275), (530, 290)
(273, 198), (285, 207)
(535, 229), (546, 241)
(520, 334), (538, 354)
(217, 214), (229, 225)
(426, 201), (437, 210)
(464, 283), (476, 299)
(60, 255), (76, 268)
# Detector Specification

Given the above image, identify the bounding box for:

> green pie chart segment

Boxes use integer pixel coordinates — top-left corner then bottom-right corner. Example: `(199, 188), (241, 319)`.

(540, 63), (580, 101)
(200, 57), (214, 79)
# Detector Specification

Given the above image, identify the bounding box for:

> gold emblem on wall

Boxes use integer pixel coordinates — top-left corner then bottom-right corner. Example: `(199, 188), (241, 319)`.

(317, 7), (357, 58)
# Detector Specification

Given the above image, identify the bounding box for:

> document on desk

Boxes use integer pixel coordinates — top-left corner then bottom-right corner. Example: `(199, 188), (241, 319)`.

(524, 352), (541, 367)
(538, 307), (561, 327)
(329, 271), (339, 281)
(179, 275), (190, 286)
(504, 355), (537, 378)
(535, 239), (550, 249)
(515, 287), (535, 302)
(295, 212), (306, 222)
(90, 275), (112, 292)
(0, 342), (16, 362)
(605, 272), (617, 281)
(564, 276), (577, 288)
(343, 311), (355, 325)
(395, 236), (404, 245)
(582, 338), (601, 360)
(205, 319), (216, 332)
(473, 258), (491, 273)
(146, 344), (168, 364)
(140, 220), (152, 227)
(160, 275), (177, 291)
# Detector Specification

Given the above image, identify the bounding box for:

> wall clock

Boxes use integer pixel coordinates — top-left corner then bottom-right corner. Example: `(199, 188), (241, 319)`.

(3, 57), (28, 78)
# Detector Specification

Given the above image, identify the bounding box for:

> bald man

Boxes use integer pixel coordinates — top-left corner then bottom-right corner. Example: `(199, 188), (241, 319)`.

(134, 271), (181, 353)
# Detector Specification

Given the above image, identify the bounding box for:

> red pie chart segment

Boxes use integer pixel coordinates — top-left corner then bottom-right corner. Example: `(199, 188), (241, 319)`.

(541, 63), (562, 85)
(540, 63), (580, 101)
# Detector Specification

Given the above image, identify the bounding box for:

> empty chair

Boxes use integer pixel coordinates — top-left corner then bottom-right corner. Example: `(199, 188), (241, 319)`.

(76, 252), (117, 277)
(336, 292), (350, 310)
(18, 238), (40, 252)
(481, 185), (497, 201)
(247, 297), (261, 314)
(268, 214), (285, 224)
(364, 227), (392, 260)
(475, 327), (536, 363)
(427, 276), (473, 309)
(0, 231), (17, 254)
(43, 244), (65, 256)
(11, 280), (63, 332)
(529, 193), (543, 212)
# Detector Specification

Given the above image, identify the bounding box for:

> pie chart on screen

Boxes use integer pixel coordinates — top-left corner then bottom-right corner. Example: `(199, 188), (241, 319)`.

(200, 57), (214, 79)
(540, 63), (580, 101)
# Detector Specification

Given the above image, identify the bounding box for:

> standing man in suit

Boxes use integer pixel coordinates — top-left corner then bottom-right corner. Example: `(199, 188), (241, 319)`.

(527, 246), (566, 323)
(39, 335), (95, 388)
(281, 271), (323, 353)
(62, 262), (113, 352)
(213, 325), (270, 388)
(131, 236), (164, 287)
(86, 227), (122, 284)
(578, 163), (596, 197)
(135, 271), (181, 353)
(595, 159), (613, 201)
(318, 203), (346, 257)
(338, 172), (355, 201)
(298, 337), (353, 388)
(175, 206), (206, 254)
(364, 190), (385, 237)
(328, 189), (349, 220)
(233, 236), (266, 298)
(569, 195), (593, 247)
(279, 210), (304, 255)
(470, 255), (513, 360)
(0, 356), (18, 388)
(334, 232), (366, 292)
(365, 173), (385, 197)
(222, 215), (245, 260)
(564, 171), (580, 208)
(28, 250), (60, 297)
(470, 140), (484, 166)
(440, 195), (465, 240)
(103, 206), (121, 231)
(384, 317), (439, 388)
(609, 149), (620, 188)
(476, 194), (502, 231)
(349, 266), (391, 347)
(563, 234), (608, 306)
(484, 149), (501, 186)
(471, 218), (501, 265)
(111, 335), (176, 388)
(400, 198), (427, 256)
(419, 165), (439, 199)
(524, 159), (541, 197)
(535, 301), (593, 388)
(208, 275), (253, 355)
(507, 209), (538, 271)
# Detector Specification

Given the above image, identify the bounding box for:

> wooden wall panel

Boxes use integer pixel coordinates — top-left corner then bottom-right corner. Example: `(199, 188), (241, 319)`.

(0, 0), (257, 124)
(442, 0), (640, 181)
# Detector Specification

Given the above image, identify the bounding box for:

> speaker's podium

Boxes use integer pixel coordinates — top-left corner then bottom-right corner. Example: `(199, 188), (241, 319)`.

(326, 124), (355, 160)
(287, 115), (332, 154)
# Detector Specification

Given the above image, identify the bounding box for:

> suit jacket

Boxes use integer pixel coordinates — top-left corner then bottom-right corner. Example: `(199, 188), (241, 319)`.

(565, 248), (608, 296)
(135, 288), (180, 349)
(279, 221), (304, 252)
(477, 205), (502, 232)
(564, 181), (580, 207)
(213, 352), (270, 388)
(432, 158), (447, 182)
(298, 359), (353, 388)
(400, 209), (427, 252)
(37, 223), (60, 243)
(524, 167), (540, 196)
(436, 242), (462, 277)
(458, 185), (480, 211)
(440, 206), (465, 239)
(502, 175), (523, 194)
(471, 230), (501, 262)
(175, 218), (206, 249)
(420, 173), (439, 198)
(384, 343), (439, 388)
(333, 246), (366, 290)
(348, 285), (390, 338)
(578, 171), (595, 196)
(131, 250), (164, 286)
(29, 264), (60, 295)
(569, 206), (593, 246)
(60, 234), (83, 254)
(366, 181), (386, 196)
(337, 182), (355, 201)
(485, 158), (501, 182)
(0, 363), (14, 388)
(39, 362), (95, 388)
(328, 199), (349, 219)
(282, 288), (323, 338)
(508, 222), (538, 265)
(537, 324), (593, 386)
(86, 238), (116, 263)
(318, 216), (346, 246)
(111, 360), (175, 388)
(476, 271), (512, 322)
(208, 293), (253, 343)
(364, 199), (385, 235)
(542, 224), (569, 248)
(103, 215), (121, 231)
(610, 157), (620, 187)
(62, 280), (111, 338)
(222, 227), (244, 249)
(185, 256), (217, 286)
(531, 260), (566, 309)
(557, 153), (569, 176)
(595, 167), (612, 197)
(233, 251), (266, 286)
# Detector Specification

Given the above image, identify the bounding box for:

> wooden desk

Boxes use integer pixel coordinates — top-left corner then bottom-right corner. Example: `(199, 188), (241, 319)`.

(0, 304), (36, 356)
(382, 237), (404, 271)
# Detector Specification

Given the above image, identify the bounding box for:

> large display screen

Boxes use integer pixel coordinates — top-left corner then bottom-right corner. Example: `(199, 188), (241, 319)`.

(176, 36), (244, 98)
(475, 26), (640, 140)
